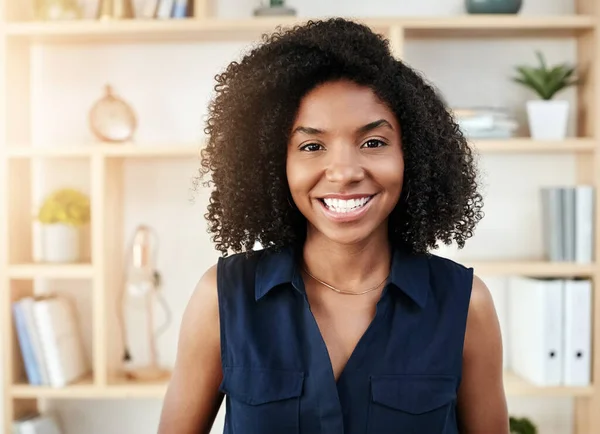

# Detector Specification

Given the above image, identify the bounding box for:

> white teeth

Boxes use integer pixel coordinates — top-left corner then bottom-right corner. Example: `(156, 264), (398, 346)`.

(323, 197), (371, 213)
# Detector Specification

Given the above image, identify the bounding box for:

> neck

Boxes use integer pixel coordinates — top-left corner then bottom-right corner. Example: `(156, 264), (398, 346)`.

(301, 225), (392, 291)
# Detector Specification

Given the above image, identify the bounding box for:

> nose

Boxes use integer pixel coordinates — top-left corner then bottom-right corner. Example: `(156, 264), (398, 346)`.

(325, 147), (365, 185)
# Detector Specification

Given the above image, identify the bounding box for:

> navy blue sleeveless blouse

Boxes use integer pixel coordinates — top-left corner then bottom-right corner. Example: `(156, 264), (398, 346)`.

(216, 244), (473, 434)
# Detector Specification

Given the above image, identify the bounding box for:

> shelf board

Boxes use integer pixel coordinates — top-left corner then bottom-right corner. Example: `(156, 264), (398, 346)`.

(503, 370), (594, 397)
(11, 376), (167, 399)
(101, 144), (202, 158)
(4, 139), (595, 159)
(5, 146), (96, 158)
(10, 370), (592, 399)
(401, 15), (596, 38)
(466, 261), (596, 277)
(5, 144), (202, 158)
(3, 15), (595, 44)
(11, 375), (95, 398)
(8, 263), (95, 279)
(472, 138), (596, 153)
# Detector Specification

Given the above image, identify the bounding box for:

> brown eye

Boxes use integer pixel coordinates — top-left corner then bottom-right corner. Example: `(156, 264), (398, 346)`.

(300, 143), (324, 152)
(361, 139), (387, 149)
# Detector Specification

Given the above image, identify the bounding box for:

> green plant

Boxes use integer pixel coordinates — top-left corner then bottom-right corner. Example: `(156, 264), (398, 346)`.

(37, 188), (90, 226)
(510, 415), (538, 434)
(512, 50), (579, 100)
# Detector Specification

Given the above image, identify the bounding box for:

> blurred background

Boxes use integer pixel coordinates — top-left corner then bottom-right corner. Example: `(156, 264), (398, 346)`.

(1, 0), (599, 433)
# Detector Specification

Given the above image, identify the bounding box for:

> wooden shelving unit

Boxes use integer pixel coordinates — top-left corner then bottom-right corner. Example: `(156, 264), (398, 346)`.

(2, 0), (600, 433)
(2, 137), (597, 159)
(1, 14), (595, 43)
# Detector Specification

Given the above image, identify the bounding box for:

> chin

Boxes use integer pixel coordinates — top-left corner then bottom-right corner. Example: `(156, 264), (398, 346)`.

(310, 224), (381, 247)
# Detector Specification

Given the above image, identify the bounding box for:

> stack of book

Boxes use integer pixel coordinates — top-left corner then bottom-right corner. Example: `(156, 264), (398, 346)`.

(507, 276), (592, 387)
(139, 0), (192, 18)
(452, 106), (518, 139)
(541, 186), (595, 263)
(12, 295), (89, 388)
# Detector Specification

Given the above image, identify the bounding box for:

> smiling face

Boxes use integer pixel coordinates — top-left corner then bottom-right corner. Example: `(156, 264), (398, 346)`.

(286, 79), (404, 246)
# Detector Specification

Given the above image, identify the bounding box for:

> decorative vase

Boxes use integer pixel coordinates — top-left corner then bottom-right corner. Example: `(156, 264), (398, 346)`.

(465, 0), (522, 14)
(526, 100), (569, 140)
(41, 223), (80, 263)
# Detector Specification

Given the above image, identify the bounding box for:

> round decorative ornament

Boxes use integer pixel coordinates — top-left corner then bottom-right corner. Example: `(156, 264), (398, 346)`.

(89, 84), (137, 143)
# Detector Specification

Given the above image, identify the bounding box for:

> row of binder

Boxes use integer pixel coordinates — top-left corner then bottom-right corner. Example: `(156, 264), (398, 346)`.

(508, 276), (591, 387)
(541, 186), (594, 263)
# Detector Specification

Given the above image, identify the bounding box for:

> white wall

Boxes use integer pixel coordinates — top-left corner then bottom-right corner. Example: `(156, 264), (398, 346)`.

(1, 0), (584, 432)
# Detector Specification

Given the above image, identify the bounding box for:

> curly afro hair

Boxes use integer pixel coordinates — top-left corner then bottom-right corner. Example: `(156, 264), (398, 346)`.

(197, 17), (484, 256)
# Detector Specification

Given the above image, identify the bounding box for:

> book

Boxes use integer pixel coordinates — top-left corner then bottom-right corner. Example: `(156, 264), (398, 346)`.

(13, 295), (89, 387)
(32, 296), (89, 388)
(540, 185), (594, 263)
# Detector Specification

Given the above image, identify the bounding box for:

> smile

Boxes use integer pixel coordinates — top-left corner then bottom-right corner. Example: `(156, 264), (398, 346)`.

(322, 196), (373, 213)
(317, 195), (376, 222)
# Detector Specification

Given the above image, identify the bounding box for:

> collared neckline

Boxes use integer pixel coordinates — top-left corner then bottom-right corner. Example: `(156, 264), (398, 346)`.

(255, 244), (430, 308)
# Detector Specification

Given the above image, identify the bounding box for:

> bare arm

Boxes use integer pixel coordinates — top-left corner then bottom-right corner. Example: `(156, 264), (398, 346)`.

(158, 264), (224, 434)
(457, 275), (509, 433)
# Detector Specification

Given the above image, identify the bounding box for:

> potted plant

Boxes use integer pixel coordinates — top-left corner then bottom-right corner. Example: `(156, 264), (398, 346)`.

(510, 415), (538, 434)
(512, 50), (580, 140)
(36, 188), (90, 263)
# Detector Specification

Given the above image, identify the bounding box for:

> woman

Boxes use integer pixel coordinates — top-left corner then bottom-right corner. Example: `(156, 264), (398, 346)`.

(158, 17), (509, 434)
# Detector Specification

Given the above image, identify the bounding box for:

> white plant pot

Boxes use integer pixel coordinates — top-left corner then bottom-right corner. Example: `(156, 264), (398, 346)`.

(526, 100), (569, 140)
(41, 223), (80, 263)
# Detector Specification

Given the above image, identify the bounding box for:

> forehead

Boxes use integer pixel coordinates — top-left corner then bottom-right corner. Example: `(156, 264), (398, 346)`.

(293, 80), (397, 129)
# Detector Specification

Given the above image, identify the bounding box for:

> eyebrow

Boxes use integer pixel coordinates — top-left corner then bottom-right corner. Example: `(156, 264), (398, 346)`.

(291, 119), (394, 137)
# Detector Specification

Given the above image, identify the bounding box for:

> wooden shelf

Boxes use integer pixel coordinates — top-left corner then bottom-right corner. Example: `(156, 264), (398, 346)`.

(102, 144), (202, 158)
(467, 261), (596, 277)
(11, 375), (95, 399)
(503, 370), (595, 397)
(6, 144), (202, 158)
(4, 139), (595, 159)
(472, 138), (596, 153)
(9, 370), (592, 399)
(11, 375), (167, 399)
(3, 15), (595, 44)
(7, 263), (94, 279)
(401, 15), (596, 38)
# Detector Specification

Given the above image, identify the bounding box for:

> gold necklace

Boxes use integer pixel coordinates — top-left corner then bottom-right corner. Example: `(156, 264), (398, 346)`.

(303, 267), (389, 295)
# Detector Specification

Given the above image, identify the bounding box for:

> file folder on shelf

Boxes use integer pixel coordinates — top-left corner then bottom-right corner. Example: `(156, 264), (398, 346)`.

(563, 279), (592, 386)
(508, 276), (563, 386)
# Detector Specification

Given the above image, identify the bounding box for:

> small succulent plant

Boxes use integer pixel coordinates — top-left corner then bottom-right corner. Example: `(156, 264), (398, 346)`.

(512, 50), (579, 100)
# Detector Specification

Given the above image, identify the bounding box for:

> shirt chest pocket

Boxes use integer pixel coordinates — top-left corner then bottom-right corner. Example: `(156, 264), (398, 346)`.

(368, 375), (457, 434)
(220, 367), (304, 434)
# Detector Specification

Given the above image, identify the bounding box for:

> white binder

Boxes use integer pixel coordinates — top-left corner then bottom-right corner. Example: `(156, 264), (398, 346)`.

(563, 279), (592, 386)
(508, 276), (563, 386)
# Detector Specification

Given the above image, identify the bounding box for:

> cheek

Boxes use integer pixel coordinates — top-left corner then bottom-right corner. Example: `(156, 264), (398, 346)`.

(378, 154), (405, 194)
(286, 159), (315, 200)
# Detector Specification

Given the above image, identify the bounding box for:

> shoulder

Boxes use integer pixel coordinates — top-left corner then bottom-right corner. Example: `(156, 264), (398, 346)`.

(425, 252), (471, 274)
(215, 248), (270, 289)
(464, 274), (498, 340)
(216, 248), (268, 274)
(424, 253), (474, 295)
(185, 249), (263, 310)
